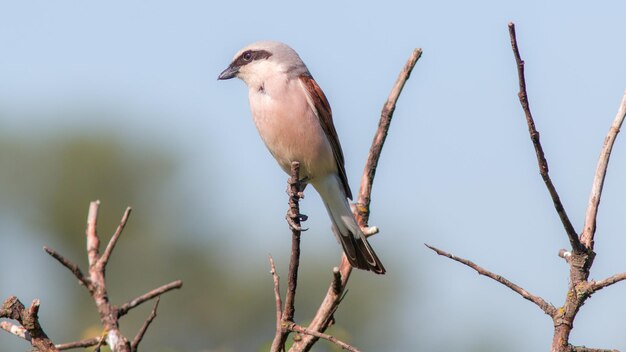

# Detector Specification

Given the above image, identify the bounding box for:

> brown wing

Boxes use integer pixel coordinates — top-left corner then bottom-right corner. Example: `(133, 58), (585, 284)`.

(299, 73), (353, 199)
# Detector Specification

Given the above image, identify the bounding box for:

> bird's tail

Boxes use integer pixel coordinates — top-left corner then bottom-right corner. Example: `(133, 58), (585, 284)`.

(313, 174), (386, 274)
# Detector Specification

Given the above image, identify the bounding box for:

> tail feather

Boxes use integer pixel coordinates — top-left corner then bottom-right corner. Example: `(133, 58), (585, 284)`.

(314, 175), (386, 274)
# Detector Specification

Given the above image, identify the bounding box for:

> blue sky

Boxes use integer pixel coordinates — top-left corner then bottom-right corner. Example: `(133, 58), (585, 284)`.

(1, 1), (626, 350)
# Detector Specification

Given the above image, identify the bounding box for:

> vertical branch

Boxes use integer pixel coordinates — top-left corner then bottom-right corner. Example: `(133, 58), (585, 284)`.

(580, 92), (626, 249)
(284, 161), (303, 321)
(508, 22), (583, 253)
(357, 48), (423, 227)
(509, 22), (583, 252)
(271, 162), (305, 352)
(85, 201), (131, 352)
(269, 256), (283, 352)
(290, 48), (422, 352)
(86, 200), (101, 267)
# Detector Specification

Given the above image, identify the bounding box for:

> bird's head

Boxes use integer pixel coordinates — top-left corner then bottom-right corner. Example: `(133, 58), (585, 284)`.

(218, 41), (309, 88)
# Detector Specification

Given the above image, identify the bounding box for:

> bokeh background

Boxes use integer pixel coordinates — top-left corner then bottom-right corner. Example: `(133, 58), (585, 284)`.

(2, 1), (626, 351)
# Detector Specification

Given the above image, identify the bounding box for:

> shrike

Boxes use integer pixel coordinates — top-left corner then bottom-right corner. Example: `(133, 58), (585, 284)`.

(218, 41), (385, 274)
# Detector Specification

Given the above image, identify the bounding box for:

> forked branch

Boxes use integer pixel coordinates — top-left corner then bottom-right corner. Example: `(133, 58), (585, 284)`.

(42, 202), (182, 351)
(429, 22), (625, 352)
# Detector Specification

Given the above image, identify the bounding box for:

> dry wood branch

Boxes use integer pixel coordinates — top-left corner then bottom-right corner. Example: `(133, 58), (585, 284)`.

(434, 22), (624, 352)
(570, 347), (619, 352)
(289, 48), (422, 352)
(508, 22), (583, 253)
(56, 337), (103, 350)
(0, 321), (28, 341)
(270, 162), (305, 352)
(86, 200), (101, 267)
(284, 162), (303, 322)
(100, 206), (132, 267)
(44, 201), (182, 352)
(357, 48), (423, 227)
(0, 296), (58, 351)
(84, 201), (130, 352)
(269, 255), (283, 351)
(130, 297), (160, 351)
(287, 322), (360, 352)
(588, 271), (626, 294)
(580, 92), (626, 249)
(43, 247), (92, 291)
(117, 280), (183, 318)
(426, 244), (557, 317)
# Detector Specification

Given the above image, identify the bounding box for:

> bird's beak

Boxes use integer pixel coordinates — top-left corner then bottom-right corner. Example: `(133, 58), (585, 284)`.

(218, 65), (239, 80)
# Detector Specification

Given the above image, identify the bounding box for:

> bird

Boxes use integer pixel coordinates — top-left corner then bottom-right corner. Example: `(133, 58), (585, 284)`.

(218, 41), (385, 274)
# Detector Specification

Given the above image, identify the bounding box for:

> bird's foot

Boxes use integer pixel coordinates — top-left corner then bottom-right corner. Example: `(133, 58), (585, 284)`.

(286, 177), (308, 198)
(286, 211), (308, 232)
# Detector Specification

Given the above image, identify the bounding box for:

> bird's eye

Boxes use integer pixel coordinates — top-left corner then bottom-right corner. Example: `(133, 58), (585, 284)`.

(243, 51), (253, 61)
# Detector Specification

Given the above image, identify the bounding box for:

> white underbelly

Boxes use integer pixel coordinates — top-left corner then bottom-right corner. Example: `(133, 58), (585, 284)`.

(249, 88), (336, 180)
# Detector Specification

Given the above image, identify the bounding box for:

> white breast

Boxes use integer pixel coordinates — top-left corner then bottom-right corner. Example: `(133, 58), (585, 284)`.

(247, 74), (336, 180)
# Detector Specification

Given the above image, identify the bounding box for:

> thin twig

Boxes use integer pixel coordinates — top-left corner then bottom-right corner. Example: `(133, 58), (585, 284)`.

(508, 22), (583, 253)
(426, 244), (557, 317)
(93, 333), (106, 352)
(588, 271), (626, 294)
(43, 246), (92, 291)
(131, 297), (160, 351)
(580, 92), (626, 249)
(269, 255), (284, 352)
(100, 207), (132, 267)
(570, 347), (619, 352)
(287, 323), (361, 352)
(117, 280), (183, 317)
(56, 337), (103, 350)
(357, 47), (422, 227)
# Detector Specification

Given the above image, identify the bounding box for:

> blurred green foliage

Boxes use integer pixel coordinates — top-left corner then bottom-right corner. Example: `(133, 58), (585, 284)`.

(0, 109), (393, 351)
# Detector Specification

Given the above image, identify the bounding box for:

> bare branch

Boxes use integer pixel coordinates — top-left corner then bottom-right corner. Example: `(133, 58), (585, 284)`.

(570, 347), (619, 352)
(0, 321), (28, 341)
(100, 207), (132, 268)
(331, 267), (342, 295)
(588, 271), (626, 294)
(426, 244), (557, 317)
(508, 22), (583, 253)
(580, 92), (626, 249)
(284, 162), (303, 322)
(271, 161), (305, 352)
(86, 200), (101, 267)
(131, 297), (160, 351)
(117, 280), (183, 317)
(269, 255), (284, 352)
(287, 322), (361, 352)
(56, 337), (103, 350)
(43, 246), (92, 291)
(289, 256), (352, 352)
(357, 48), (422, 227)
(0, 296), (59, 351)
